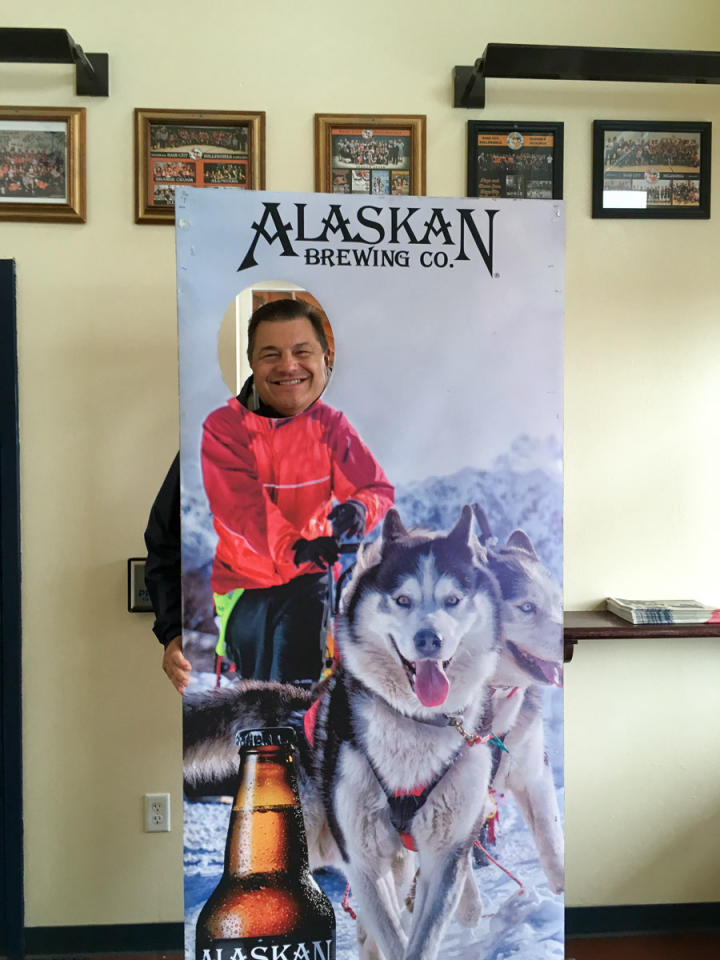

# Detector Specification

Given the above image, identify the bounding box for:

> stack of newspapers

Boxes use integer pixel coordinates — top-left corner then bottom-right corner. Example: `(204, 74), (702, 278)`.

(606, 597), (720, 625)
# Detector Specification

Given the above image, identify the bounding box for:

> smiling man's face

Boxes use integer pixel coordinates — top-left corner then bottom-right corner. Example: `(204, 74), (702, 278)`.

(250, 317), (328, 417)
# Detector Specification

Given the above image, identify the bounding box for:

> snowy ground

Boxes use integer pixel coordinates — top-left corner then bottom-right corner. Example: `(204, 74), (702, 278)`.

(183, 672), (564, 960)
(184, 793), (563, 960)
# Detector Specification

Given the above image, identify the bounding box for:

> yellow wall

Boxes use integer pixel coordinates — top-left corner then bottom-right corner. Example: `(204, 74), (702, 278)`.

(2, 0), (719, 928)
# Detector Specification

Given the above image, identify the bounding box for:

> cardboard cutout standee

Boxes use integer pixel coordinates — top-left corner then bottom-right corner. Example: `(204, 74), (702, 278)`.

(178, 188), (564, 960)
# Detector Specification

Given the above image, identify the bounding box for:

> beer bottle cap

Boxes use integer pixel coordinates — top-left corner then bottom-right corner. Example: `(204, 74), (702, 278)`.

(235, 726), (298, 749)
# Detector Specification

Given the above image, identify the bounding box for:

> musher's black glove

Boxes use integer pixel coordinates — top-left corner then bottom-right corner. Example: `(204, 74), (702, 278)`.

(292, 536), (340, 569)
(328, 499), (367, 538)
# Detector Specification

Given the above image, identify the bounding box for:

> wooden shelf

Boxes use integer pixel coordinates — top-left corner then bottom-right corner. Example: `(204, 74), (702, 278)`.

(454, 43), (720, 109)
(563, 610), (720, 662)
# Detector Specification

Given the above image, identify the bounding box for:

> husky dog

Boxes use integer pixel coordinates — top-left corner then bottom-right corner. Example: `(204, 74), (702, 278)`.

(471, 505), (564, 895)
(184, 505), (503, 960)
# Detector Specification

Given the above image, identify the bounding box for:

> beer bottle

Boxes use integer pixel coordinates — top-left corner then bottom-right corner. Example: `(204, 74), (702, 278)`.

(195, 726), (336, 960)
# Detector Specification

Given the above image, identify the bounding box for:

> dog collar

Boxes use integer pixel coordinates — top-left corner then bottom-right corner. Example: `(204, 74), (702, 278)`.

(376, 706), (505, 752)
(353, 674), (501, 745)
(447, 714), (508, 751)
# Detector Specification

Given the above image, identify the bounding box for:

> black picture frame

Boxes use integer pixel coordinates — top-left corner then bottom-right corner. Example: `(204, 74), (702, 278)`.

(466, 121), (563, 200)
(127, 558), (153, 613)
(592, 120), (711, 219)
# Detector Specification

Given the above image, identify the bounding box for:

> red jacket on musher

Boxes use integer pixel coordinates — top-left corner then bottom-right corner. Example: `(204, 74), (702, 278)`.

(201, 397), (394, 595)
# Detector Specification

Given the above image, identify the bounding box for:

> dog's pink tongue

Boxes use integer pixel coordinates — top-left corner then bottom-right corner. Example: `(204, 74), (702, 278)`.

(539, 658), (563, 687)
(414, 659), (450, 707)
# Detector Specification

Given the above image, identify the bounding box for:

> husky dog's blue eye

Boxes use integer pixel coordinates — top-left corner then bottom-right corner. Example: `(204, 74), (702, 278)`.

(445, 595), (461, 607)
(395, 595), (411, 607)
(519, 601), (536, 614)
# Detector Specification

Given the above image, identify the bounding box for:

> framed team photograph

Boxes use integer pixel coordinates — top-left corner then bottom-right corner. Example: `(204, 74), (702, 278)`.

(467, 121), (564, 200)
(592, 120), (711, 219)
(0, 106), (86, 223)
(134, 108), (265, 224)
(315, 113), (426, 195)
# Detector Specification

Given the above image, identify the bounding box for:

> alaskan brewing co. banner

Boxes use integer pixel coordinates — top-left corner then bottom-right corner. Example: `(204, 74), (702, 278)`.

(178, 189), (564, 960)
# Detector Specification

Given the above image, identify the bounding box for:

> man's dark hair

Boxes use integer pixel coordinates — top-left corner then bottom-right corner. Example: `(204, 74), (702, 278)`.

(247, 298), (329, 361)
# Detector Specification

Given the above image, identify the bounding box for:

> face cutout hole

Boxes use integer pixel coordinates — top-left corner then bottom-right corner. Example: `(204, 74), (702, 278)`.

(217, 284), (334, 406)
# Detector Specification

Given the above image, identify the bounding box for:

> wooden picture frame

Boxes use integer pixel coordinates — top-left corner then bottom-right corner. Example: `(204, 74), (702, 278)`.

(467, 120), (564, 200)
(0, 106), (86, 223)
(592, 120), (711, 219)
(315, 113), (426, 196)
(134, 108), (266, 224)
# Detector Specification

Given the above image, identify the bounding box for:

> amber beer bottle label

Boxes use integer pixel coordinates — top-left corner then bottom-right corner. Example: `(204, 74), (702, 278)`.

(198, 932), (335, 959)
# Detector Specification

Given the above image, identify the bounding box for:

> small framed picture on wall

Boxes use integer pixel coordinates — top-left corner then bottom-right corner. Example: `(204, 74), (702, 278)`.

(134, 108), (265, 224)
(0, 106), (86, 223)
(467, 121), (564, 200)
(592, 120), (711, 219)
(315, 114), (426, 195)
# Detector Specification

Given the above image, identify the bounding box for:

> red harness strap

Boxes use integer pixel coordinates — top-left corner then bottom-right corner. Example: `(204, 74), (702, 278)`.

(401, 834), (416, 852)
(303, 697), (322, 748)
(489, 685), (520, 698)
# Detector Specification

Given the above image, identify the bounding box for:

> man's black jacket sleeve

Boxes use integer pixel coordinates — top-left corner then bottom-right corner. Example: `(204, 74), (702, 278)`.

(144, 454), (181, 647)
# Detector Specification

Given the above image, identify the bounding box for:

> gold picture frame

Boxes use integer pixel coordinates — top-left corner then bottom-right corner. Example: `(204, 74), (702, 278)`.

(0, 106), (86, 223)
(315, 113), (426, 196)
(134, 108), (266, 224)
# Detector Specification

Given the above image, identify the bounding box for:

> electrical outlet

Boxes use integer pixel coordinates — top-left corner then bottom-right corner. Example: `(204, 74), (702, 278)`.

(144, 792), (171, 832)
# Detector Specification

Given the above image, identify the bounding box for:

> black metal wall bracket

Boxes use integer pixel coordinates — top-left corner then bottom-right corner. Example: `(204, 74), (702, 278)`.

(0, 28), (109, 96)
(454, 43), (720, 108)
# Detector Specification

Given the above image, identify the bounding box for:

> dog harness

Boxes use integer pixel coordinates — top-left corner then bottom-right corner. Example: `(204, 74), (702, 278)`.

(303, 676), (507, 852)
(364, 743), (465, 851)
(369, 716), (507, 851)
